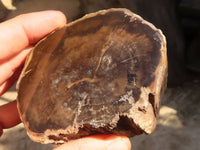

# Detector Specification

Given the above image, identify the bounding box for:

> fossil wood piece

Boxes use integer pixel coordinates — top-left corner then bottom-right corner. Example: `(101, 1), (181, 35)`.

(17, 8), (167, 144)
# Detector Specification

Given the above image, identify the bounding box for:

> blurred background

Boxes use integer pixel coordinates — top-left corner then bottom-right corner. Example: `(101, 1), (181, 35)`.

(0, 0), (200, 149)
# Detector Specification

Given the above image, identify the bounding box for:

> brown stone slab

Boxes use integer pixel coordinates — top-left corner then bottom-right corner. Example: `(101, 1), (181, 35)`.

(17, 8), (167, 144)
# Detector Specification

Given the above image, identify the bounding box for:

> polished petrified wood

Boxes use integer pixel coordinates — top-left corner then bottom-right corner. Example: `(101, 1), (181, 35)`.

(17, 8), (167, 144)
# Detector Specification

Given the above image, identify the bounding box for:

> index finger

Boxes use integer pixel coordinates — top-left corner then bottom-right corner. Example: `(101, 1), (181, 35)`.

(0, 10), (66, 62)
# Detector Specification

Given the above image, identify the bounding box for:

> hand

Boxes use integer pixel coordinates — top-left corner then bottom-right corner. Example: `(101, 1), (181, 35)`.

(0, 10), (67, 136)
(0, 11), (131, 150)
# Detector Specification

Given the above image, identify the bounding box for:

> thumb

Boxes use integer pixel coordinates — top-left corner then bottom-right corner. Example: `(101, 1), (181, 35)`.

(53, 134), (131, 150)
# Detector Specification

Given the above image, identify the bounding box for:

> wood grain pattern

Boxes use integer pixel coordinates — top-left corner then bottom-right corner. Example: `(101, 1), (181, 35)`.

(17, 8), (167, 144)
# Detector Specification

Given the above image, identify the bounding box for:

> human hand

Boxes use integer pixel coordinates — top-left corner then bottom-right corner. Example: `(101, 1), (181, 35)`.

(0, 11), (131, 150)
(0, 10), (67, 136)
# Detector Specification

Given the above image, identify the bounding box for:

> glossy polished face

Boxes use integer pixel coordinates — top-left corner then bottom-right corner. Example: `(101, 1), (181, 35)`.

(17, 8), (167, 143)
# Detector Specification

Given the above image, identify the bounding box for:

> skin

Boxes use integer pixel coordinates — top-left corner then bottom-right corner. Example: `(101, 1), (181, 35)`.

(0, 11), (131, 150)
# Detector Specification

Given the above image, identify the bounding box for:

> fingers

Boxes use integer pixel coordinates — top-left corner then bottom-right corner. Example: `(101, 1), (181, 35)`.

(0, 101), (21, 136)
(0, 10), (66, 90)
(0, 62), (24, 96)
(54, 134), (131, 150)
(0, 47), (31, 87)
(0, 10), (66, 62)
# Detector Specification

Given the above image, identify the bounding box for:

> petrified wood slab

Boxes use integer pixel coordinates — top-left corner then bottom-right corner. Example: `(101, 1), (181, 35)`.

(17, 8), (167, 144)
